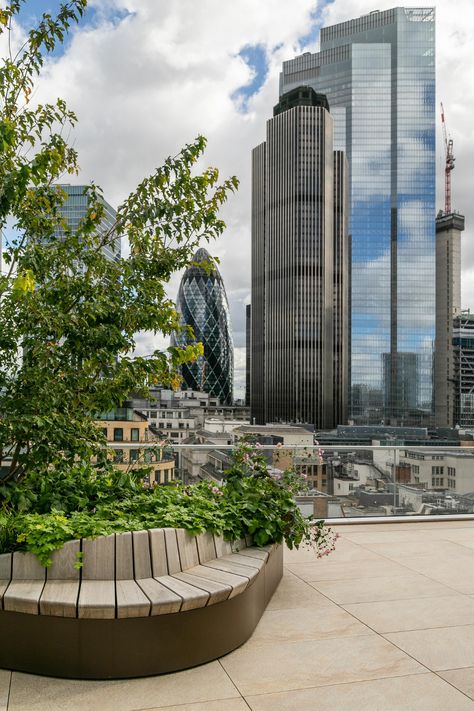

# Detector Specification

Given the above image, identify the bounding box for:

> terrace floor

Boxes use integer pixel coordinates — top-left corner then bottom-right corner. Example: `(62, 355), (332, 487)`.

(5, 520), (474, 709)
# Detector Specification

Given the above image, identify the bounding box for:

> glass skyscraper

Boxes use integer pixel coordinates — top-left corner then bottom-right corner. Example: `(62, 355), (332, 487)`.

(280, 8), (435, 424)
(251, 88), (349, 428)
(171, 248), (234, 405)
(58, 184), (120, 263)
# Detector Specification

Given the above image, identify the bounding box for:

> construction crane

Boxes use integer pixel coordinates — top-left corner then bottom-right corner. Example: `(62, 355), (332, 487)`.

(441, 102), (455, 214)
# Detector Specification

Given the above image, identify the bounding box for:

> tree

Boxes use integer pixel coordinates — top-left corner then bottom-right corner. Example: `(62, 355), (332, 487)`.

(0, 1), (238, 483)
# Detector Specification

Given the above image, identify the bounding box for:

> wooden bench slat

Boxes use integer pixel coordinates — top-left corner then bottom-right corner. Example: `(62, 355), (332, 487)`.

(172, 571), (231, 606)
(116, 580), (151, 618)
(12, 552), (44, 580)
(184, 564), (249, 598)
(232, 547), (269, 562)
(115, 532), (134, 580)
(203, 558), (259, 583)
(214, 536), (232, 557)
(40, 580), (80, 617)
(3, 581), (45, 615)
(0, 553), (12, 580)
(78, 580), (115, 619)
(196, 533), (216, 563)
(176, 529), (199, 570)
(220, 553), (265, 570)
(157, 575), (209, 611)
(0, 581), (10, 608)
(164, 528), (181, 574)
(137, 578), (182, 615)
(231, 538), (247, 553)
(82, 535), (115, 580)
(149, 529), (168, 577)
(133, 530), (152, 579)
(48, 540), (80, 580)
(4, 552), (46, 615)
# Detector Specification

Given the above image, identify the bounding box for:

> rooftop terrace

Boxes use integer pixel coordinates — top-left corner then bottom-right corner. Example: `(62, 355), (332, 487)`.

(3, 519), (474, 709)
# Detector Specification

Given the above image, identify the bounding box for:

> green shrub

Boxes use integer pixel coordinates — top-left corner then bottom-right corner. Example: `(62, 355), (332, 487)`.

(0, 444), (338, 567)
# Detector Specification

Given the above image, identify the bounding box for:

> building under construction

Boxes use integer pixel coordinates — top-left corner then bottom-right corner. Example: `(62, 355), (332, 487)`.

(434, 104), (466, 427)
(453, 312), (474, 429)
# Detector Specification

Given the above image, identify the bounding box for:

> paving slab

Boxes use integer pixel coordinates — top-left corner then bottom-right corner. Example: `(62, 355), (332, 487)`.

(344, 594), (474, 633)
(7, 663), (238, 711)
(0, 670), (10, 711)
(386, 624), (474, 671)
(249, 605), (373, 644)
(244, 672), (474, 711)
(311, 572), (456, 605)
(220, 635), (424, 696)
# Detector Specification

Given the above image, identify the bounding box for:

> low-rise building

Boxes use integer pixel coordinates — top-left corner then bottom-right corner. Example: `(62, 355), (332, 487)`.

(95, 408), (175, 485)
(399, 448), (474, 495)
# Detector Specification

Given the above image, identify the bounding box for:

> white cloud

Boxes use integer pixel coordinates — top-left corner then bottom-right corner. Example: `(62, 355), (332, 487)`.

(10, 0), (474, 400)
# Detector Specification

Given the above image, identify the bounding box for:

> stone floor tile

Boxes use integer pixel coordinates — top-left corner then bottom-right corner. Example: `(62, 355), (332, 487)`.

(398, 556), (474, 594)
(266, 572), (335, 611)
(244, 672), (474, 711)
(249, 605), (373, 644)
(385, 624), (474, 671)
(439, 668), (474, 701)
(0, 670), (10, 711)
(285, 540), (380, 565)
(344, 594), (474, 633)
(220, 635), (424, 696)
(311, 572), (456, 604)
(286, 558), (409, 583)
(139, 699), (248, 711)
(356, 539), (469, 560)
(7, 662), (238, 711)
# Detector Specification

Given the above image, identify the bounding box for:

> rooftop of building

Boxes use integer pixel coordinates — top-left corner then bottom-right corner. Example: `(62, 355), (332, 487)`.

(235, 424), (314, 435)
(8, 519), (474, 710)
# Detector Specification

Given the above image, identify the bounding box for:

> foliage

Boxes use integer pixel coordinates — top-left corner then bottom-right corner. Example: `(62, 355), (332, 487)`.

(0, 445), (338, 567)
(0, 1), (238, 484)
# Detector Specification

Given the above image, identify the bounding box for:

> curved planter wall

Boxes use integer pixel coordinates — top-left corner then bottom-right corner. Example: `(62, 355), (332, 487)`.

(0, 528), (283, 679)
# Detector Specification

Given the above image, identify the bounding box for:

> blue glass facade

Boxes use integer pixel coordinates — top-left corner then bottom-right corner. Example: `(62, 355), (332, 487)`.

(280, 8), (435, 424)
(58, 185), (120, 263)
(172, 248), (234, 405)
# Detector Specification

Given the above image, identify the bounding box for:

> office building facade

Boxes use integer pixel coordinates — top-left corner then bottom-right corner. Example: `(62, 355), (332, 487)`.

(171, 248), (234, 405)
(58, 184), (120, 262)
(453, 312), (474, 429)
(280, 7), (436, 424)
(251, 87), (349, 429)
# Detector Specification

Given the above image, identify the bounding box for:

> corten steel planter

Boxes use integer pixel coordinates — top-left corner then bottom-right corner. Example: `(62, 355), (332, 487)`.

(0, 529), (283, 679)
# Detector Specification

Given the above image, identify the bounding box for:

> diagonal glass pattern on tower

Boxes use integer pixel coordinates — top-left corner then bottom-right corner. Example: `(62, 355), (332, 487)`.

(280, 7), (435, 425)
(171, 248), (234, 405)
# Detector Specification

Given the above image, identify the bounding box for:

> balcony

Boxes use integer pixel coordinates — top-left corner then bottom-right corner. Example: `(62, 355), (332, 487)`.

(3, 519), (474, 709)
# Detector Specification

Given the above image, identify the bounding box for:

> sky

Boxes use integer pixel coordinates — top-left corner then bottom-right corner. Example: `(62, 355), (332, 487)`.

(6, 0), (474, 399)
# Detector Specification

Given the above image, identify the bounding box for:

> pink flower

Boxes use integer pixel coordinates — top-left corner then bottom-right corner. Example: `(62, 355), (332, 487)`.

(255, 442), (262, 448)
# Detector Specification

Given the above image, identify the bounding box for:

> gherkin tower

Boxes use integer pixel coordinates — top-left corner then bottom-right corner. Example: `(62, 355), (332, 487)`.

(171, 248), (234, 404)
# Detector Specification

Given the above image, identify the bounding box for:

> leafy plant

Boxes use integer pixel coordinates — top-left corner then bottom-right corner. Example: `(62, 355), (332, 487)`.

(0, 0), (238, 485)
(0, 445), (338, 566)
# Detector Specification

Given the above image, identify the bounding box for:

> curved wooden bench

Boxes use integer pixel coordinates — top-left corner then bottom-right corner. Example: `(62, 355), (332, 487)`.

(0, 528), (282, 679)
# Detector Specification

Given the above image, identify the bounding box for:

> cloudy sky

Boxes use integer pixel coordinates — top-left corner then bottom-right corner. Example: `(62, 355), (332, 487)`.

(9, 0), (474, 398)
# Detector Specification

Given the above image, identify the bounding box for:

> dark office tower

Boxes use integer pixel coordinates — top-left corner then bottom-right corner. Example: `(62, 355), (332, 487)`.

(435, 211), (465, 427)
(58, 184), (120, 262)
(280, 8), (436, 425)
(251, 86), (349, 428)
(245, 304), (251, 407)
(171, 248), (234, 405)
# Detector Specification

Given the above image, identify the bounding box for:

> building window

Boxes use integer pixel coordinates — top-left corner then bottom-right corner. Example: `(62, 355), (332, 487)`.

(102, 428), (108, 438)
(131, 428), (139, 442)
(130, 449), (139, 463)
(113, 428), (123, 442)
(114, 449), (123, 464)
(155, 470), (161, 484)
